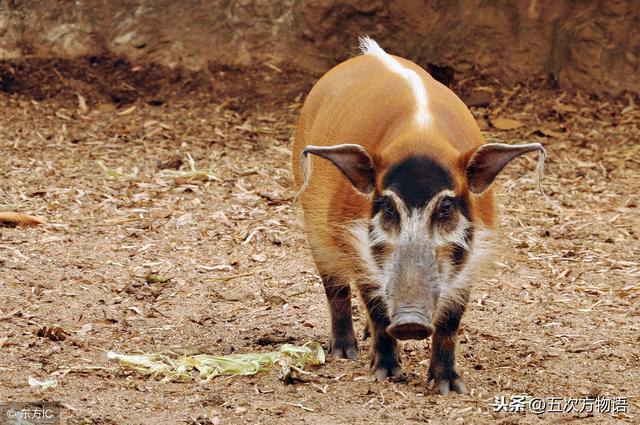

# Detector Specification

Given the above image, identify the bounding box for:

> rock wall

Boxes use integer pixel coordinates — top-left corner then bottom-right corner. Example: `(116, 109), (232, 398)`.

(1, 0), (638, 96)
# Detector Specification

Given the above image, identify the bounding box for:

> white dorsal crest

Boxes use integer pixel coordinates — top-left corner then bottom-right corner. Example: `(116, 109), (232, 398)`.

(359, 36), (430, 128)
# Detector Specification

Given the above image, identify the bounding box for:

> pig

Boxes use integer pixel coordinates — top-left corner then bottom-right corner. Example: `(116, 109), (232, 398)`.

(292, 37), (546, 394)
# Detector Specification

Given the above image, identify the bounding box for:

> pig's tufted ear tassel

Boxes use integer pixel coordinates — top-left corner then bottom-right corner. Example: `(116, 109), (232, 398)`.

(293, 150), (314, 206)
(535, 145), (549, 201)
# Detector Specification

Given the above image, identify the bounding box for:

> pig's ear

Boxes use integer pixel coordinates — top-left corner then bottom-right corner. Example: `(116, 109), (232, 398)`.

(303, 144), (376, 193)
(463, 143), (546, 194)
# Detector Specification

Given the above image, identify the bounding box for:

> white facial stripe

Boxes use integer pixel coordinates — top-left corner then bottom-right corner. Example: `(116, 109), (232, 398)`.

(349, 190), (495, 320)
(422, 189), (456, 218)
(347, 220), (386, 297)
(377, 188), (464, 246)
(368, 219), (388, 246)
(380, 189), (404, 204)
(428, 190), (471, 249)
(380, 188), (455, 216)
(433, 216), (471, 250)
(380, 189), (408, 222)
(437, 227), (494, 311)
(359, 36), (430, 128)
(348, 217), (494, 310)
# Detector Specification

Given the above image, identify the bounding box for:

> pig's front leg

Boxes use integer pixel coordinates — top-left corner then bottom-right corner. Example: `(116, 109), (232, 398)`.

(358, 282), (402, 380)
(428, 302), (467, 395)
(321, 274), (358, 360)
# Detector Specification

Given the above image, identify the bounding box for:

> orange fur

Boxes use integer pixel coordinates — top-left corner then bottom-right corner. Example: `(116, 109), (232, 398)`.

(292, 53), (495, 278)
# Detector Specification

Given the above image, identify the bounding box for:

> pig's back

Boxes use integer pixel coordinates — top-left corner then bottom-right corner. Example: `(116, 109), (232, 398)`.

(292, 54), (417, 215)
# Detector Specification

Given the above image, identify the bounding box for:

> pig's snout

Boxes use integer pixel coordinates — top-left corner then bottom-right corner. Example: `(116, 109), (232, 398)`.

(386, 310), (434, 340)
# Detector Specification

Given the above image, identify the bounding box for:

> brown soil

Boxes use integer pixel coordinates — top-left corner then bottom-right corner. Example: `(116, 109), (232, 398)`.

(0, 56), (314, 108)
(0, 59), (638, 425)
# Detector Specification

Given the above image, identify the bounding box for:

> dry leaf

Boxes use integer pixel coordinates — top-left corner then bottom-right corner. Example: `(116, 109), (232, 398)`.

(145, 274), (172, 284)
(28, 376), (58, 389)
(536, 128), (565, 138)
(77, 94), (88, 112)
(149, 209), (172, 219)
(175, 213), (194, 227)
(97, 160), (139, 180)
(256, 332), (295, 346)
(0, 212), (46, 227)
(55, 110), (72, 120)
(117, 105), (137, 115)
(157, 157), (183, 170)
(158, 153), (219, 181)
(490, 117), (524, 130)
(264, 295), (286, 306)
(36, 325), (68, 341)
(96, 103), (116, 113)
(475, 117), (489, 131)
(554, 103), (578, 113)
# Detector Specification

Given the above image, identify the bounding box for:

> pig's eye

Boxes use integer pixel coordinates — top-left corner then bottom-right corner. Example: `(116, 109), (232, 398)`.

(438, 198), (454, 218)
(381, 197), (399, 224)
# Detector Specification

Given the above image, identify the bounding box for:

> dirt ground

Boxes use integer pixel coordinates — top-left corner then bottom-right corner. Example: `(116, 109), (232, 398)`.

(0, 58), (639, 425)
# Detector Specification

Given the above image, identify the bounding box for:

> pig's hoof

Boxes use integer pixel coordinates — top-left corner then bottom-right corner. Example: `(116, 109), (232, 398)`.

(362, 323), (370, 340)
(431, 377), (467, 395)
(371, 351), (402, 381)
(329, 336), (358, 360)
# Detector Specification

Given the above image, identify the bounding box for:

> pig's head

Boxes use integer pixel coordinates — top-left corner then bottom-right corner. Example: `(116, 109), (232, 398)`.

(302, 141), (546, 340)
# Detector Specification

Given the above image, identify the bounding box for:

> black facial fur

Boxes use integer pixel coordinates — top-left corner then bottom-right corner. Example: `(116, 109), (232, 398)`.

(452, 226), (474, 270)
(457, 192), (471, 221)
(372, 195), (400, 232)
(371, 242), (389, 268)
(382, 156), (454, 209)
(431, 195), (470, 226)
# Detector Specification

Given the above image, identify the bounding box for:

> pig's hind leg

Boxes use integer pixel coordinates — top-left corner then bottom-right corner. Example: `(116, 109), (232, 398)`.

(321, 274), (358, 360)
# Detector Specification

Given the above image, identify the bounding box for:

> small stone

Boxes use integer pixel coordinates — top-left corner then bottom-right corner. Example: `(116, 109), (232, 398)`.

(251, 253), (267, 263)
(284, 283), (308, 297)
(463, 89), (493, 107)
